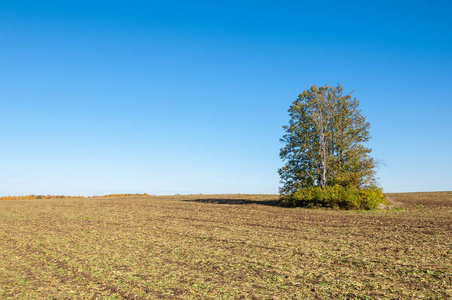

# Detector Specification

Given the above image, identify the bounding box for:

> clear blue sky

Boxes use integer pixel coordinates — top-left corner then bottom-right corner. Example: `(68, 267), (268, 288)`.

(1, 0), (451, 196)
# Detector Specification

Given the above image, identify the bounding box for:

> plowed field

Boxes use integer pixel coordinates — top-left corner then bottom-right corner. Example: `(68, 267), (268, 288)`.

(0, 192), (451, 299)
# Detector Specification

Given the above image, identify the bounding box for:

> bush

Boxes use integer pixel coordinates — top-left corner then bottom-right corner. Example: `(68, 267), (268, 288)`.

(282, 185), (386, 210)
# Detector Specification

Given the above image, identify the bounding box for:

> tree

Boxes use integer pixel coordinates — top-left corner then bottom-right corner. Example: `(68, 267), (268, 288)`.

(278, 84), (377, 194)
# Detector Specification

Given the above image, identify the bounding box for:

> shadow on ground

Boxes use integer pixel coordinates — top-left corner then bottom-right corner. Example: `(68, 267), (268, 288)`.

(183, 198), (282, 207)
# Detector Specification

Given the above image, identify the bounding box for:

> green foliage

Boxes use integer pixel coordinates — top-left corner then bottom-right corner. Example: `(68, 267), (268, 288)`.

(279, 84), (377, 194)
(282, 185), (386, 210)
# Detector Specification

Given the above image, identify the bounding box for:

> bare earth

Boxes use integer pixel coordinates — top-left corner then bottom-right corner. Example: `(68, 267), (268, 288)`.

(0, 192), (451, 299)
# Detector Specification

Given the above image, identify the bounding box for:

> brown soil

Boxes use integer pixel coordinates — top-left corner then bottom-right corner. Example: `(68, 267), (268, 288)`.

(0, 192), (450, 299)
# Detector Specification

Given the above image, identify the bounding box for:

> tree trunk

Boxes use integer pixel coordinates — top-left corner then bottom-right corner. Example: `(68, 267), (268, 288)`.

(319, 131), (327, 188)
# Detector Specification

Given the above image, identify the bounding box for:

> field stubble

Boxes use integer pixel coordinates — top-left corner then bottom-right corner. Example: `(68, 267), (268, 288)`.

(0, 192), (451, 299)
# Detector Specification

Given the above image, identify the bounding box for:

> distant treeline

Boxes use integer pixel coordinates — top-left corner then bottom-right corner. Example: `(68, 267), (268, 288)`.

(0, 193), (150, 200)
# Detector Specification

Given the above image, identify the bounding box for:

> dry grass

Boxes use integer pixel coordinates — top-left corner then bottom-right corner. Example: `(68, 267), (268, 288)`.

(386, 191), (452, 208)
(0, 192), (451, 299)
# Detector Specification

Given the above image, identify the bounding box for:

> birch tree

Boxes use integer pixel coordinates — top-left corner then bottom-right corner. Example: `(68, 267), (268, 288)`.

(279, 84), (377, 194)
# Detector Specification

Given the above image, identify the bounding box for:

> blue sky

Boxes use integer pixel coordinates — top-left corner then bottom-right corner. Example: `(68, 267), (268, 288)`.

(1, 0), (451, 196)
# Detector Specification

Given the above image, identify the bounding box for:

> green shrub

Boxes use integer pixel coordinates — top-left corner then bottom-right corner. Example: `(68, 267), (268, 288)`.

(282, 185), (386, 210)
